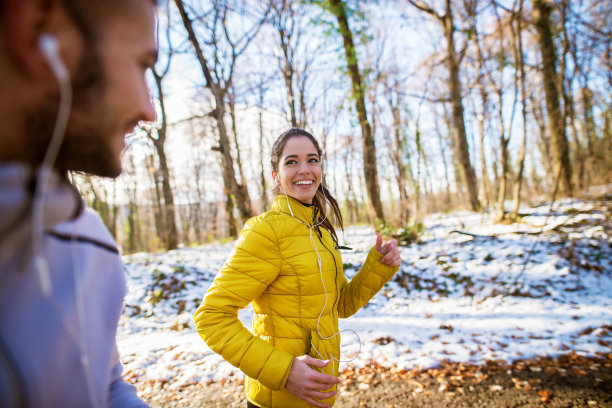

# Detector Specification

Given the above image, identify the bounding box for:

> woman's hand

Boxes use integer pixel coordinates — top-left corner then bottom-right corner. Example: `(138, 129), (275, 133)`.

(285, 355), (340, 408)
(374, 233), (402, 266)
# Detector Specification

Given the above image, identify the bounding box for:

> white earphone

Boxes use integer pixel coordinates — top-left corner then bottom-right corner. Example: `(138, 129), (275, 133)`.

(33, 33), (72, 297)
(31, 33), (99, 408)
(274, 177), (361, 374)
(39, 34), (69, 84)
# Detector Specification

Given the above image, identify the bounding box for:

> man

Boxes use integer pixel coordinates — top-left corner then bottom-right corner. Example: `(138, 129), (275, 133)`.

(0, 0), (158, 406)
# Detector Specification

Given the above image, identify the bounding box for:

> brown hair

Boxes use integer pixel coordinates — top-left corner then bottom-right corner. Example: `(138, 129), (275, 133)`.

(270, 128), (344, 245)
(60, 0), (159, 42)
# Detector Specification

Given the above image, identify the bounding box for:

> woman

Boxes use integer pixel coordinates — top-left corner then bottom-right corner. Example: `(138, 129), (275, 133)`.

(195, 128), (401, 408)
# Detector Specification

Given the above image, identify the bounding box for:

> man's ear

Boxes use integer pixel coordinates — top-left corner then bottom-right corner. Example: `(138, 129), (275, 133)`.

(5, 0), (63, 80)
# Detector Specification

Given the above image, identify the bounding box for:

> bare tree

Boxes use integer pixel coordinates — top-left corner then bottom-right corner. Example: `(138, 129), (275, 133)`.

(407, 0), (480, 211)
(255, 72), (271, 212)
(468, 1), (514, 220)
(268, 0), (308, 127)
(382, 73), (412, 226)
(325, 0), (385, 223)
(510, 0), (529, 221)
(532, 0), (573, 197)
(174, 0), (264, 230)
(149, 72), (179, 249)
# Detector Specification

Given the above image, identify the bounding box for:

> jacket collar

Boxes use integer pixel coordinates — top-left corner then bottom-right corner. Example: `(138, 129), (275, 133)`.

(272, 195), (320, 227)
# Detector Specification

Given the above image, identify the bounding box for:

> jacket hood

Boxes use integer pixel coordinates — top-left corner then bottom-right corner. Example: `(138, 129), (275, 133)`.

(0, 163), (82, 269)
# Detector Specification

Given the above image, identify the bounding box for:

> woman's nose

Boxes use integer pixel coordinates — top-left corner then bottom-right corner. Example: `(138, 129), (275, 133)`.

(298, 162), (311, 174)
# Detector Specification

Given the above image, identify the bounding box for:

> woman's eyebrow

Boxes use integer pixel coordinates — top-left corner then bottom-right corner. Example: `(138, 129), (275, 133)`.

(283, 153), (320, 160)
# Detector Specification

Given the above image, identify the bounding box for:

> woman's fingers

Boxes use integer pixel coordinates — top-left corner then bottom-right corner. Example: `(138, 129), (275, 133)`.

(303, 390), (336, 408)
(300, 355), (328, 368)
(374, 232), (383, 253)
(286, 356), (340, 408)
(374, 235), (402, 265)
(380, 239), (402, 266)
(310, 370), (341, 389)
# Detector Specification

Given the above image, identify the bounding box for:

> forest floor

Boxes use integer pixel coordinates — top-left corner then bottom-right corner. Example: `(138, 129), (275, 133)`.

(122, 194), (612, 407)
(132, 351), (612, 408)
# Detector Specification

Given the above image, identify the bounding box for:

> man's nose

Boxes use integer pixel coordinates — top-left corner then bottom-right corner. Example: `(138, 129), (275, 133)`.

(141, 95), (157, 123)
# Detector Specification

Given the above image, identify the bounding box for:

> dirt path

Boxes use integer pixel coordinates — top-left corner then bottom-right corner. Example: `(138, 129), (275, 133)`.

(131, 352), (611, 407)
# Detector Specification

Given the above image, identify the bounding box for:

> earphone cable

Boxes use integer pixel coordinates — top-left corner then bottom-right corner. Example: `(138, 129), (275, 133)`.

(275, 182), (361, 374)
(31, 35), (101, 408)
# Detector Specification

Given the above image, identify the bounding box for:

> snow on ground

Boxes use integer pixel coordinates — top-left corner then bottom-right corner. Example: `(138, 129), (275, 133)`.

(117, 199), (611, 388)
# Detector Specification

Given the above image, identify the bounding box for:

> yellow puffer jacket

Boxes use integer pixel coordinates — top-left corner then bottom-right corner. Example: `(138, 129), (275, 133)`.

(194, 196), (399, 407)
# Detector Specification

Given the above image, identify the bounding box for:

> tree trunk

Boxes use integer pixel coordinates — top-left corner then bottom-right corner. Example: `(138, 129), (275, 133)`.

(605, 104), (612, 176)
(392, 125), (411, 225)
(225, 192), (237, 237)
(530, 93), (554, 188)
(343, 143), (359, 223)
(442, 1), (480, 211)
(328, 0), (385, 223)
(147, 152), (165, 244)
(280, 47), (298, 127)
(157, 143), (178, 249)
(193, 162), (204, 244)
(476, 86), (492, 209)
(582, 86), (596, 157)
(257, 76), (268, 212)
(533, 0), (573, 196)
(150, 69), (178, 250)
(471, 6), (510, 221)
(511, 2), (528, 221)
(228, 86), (252, 217)
(436, 118), (452, 210)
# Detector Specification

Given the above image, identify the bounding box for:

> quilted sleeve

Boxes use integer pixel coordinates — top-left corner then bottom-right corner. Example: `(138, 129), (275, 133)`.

(194, 217), (294, 391)
(336, 247), (399, 318)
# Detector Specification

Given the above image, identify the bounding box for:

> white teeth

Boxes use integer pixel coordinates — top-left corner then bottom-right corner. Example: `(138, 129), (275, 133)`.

(295, 180), (313, 185)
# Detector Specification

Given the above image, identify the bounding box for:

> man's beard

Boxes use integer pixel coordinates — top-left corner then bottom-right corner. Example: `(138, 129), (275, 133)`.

(25, 44), (123, 178)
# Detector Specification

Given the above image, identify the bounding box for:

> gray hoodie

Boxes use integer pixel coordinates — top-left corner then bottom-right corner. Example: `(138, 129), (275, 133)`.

(0, 163), (148, 407)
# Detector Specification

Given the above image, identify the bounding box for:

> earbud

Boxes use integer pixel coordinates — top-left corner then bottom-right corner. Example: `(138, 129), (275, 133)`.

(38, 34), (69, 84)
(32, 34), (73, 298)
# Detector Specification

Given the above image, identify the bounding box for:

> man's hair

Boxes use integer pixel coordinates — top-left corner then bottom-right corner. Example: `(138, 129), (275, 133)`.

(0, 0), (159, 23)
(60, 0), (159, 43)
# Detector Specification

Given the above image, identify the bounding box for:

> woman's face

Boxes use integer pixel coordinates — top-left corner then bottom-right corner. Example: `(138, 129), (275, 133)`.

(274, 136), (322, 204)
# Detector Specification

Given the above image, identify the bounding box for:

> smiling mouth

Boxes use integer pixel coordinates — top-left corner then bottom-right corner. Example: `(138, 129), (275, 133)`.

(294, 180), (314, 186)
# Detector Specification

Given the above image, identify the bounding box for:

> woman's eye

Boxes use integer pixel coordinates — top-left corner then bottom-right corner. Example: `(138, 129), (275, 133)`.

(285, 160), (296, 165)
(308, 158), (319, 163)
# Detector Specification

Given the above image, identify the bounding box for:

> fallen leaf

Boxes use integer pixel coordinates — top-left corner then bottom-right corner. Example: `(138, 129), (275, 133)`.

(539, 390), (553, 403)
